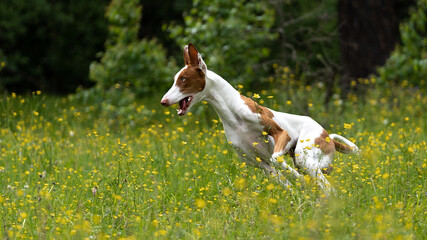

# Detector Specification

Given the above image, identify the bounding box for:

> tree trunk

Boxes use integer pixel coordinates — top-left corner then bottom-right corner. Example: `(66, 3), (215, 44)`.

(338, 0), (400, 97)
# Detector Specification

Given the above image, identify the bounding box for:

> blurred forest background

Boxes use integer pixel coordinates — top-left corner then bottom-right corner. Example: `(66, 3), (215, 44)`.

(0, 0), (425, 98)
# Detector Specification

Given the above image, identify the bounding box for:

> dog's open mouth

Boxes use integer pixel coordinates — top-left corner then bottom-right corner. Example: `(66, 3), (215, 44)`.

(177, 96), (193, 115)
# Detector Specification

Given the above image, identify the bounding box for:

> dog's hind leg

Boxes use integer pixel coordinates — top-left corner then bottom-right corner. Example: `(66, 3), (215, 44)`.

(295, 150), (335, 195)
(310, 168), (336, 196)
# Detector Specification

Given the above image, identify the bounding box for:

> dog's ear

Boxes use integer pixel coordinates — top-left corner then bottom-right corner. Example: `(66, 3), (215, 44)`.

(186, 43), (207, 74)
(183, 45), (191, 66)
(187, 43), (199, 66)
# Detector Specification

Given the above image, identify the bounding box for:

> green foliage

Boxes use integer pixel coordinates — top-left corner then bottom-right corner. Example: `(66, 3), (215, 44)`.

(168, 0), (276, 85)
(0, 0), (108, 93)
(270, 0), (340, 83)
(105, 0), (141, 46)
(0, 56), (5, 74)
(378, 0), (427, 86)
(89, 0), (175, 97)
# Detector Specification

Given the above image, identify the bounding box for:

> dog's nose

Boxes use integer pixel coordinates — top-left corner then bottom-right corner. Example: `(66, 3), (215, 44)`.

(160, 98), (169, 106)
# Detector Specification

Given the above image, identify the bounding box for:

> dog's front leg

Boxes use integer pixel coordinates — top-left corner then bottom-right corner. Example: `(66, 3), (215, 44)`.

(260, 162), (294, 191)
(269, 130), (302, 181)
(270, 153), (302, 180)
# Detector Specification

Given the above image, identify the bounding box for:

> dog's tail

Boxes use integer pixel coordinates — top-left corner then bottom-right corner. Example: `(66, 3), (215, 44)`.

(329, 134), (360, 154)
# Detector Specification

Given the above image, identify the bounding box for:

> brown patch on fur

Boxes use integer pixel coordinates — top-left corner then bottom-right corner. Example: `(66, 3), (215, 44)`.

(176, 67), (206, 94)
(241, 95), (291, 154)
(177, 43), (206, 94)
(333, 140), (353, 153)
(314, 130), (335, 155)
(273, 130), (291, 154)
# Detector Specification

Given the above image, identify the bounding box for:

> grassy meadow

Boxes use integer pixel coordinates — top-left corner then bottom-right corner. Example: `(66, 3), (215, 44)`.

(0, 77), (426, 239)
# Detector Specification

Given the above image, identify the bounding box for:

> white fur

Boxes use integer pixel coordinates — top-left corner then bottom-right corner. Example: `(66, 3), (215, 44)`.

(162, 46), (359, 194)
(161, 67), (188, 105)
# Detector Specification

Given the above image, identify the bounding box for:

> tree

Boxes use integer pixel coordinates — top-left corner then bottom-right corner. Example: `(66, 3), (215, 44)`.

(139, 0), (192, 56)
(168, 0), (276, 86)
(0, 0), (108, 93)
(378, 0), (427, 87)
(269, 0), (340, 83)
(338, 0), (400, 97)
(89, 0), (174, 96)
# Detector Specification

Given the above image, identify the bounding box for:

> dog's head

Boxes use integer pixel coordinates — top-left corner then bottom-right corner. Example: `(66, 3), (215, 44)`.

(160, 43), (207, 116)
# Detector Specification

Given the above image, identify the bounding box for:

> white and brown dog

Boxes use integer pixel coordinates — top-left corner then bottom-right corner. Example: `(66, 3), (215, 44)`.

(161, 43), (359, 192)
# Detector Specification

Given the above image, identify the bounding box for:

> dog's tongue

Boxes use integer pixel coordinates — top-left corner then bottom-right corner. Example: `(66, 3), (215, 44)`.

(178, 97), (188, 115)
(179, 98), (188, 111)
(178, 96), (193, 115)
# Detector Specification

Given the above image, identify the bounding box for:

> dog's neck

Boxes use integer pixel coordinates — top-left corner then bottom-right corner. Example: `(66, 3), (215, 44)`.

(203, 70), (243, 127)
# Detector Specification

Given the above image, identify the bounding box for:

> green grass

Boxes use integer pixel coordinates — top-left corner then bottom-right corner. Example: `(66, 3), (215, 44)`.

(0, 81), (426, 239)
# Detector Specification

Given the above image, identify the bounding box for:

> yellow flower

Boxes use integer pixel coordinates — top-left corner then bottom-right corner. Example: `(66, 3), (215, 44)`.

(270, 214), (283, 226)
(192, 228), (201, 236)
(253, 93), (260, 99)
(235, 177), (246, 190)
(17, 190), (24, 197)
(154, 230), (167, 237)
(20, 212), (27, 219)
(113, 194), (122, 201)
(92, 214), (101, 225)
(152, 219), (159, 227)
(195, 198), (206, 208)
(222, 187), (232, 196)
(276, 155), (285, 163)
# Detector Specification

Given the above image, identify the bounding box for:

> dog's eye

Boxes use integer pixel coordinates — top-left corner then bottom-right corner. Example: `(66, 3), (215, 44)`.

(181, 78), (186, 82)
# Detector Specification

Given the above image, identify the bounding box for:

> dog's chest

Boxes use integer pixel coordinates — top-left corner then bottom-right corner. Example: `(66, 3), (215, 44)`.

(222, 120), (274, 161)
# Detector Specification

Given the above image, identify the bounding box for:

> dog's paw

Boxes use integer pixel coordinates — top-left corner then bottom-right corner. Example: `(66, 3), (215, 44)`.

(272, 151), (285, 159)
